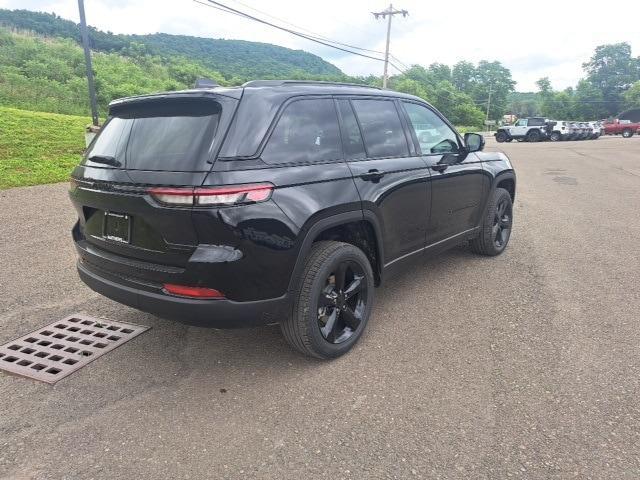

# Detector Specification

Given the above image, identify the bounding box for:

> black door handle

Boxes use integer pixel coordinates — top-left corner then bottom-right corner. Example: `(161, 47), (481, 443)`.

(361, 169), (385, 181)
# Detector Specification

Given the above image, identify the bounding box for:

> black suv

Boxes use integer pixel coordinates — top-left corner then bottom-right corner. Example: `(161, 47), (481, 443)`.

(70, 80), (516, 359)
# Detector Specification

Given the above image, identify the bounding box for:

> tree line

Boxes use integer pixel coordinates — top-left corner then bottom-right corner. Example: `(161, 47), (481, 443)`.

(509, 43), (640, 120)
(0, 7), (638, 126)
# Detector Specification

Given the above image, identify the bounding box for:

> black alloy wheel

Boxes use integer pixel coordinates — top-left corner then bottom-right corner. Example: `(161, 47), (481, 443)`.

(281, 241), (374, 359)
(493, 196), (512, 249)
(317, 261), (368, 344)
(470, 187), (513, 256)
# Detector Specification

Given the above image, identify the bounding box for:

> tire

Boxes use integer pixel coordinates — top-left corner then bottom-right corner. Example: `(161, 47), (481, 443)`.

(550, 132), (561, 142)
(622, 129), (633, 138)
(495, 131), (508, 143)
(470, 188), (513, 256)
(281, 241), (375, 359)
(527, 130), (541, 142)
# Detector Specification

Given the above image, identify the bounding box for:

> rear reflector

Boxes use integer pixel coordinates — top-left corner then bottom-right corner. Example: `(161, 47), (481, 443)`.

(163, 284), (225, 299)
(149, 183), (273, 207)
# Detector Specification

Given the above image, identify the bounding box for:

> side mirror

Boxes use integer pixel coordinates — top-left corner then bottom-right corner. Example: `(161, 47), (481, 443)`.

(464, 132), (485, 152)
(430, 138), (460, 155)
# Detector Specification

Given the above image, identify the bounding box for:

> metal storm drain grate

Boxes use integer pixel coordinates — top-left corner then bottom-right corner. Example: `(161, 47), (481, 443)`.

(0, 314), (149, 384)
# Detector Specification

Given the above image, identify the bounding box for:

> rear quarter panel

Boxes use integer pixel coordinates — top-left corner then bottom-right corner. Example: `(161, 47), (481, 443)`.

(193, 161), (361, 301)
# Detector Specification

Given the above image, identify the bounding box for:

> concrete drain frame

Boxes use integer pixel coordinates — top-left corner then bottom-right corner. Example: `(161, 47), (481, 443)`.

(0, 314), (149, 384)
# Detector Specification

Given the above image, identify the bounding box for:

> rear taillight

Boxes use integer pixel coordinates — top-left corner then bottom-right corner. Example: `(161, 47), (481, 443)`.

(163, 283), (225, 299)
(148, 183), (274, 207)
(195, 184), (273, 205)
(148, 188), (194, 205)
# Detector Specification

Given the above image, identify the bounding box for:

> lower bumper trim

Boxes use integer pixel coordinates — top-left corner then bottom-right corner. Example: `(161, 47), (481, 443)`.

(77, 262), (289, 328)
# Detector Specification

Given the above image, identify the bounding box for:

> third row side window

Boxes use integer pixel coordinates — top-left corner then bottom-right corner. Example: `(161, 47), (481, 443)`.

(261, 98), (341, 165)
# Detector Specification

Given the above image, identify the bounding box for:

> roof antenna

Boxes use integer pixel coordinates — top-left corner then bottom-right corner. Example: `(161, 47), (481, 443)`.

(194, 78), (219, 89)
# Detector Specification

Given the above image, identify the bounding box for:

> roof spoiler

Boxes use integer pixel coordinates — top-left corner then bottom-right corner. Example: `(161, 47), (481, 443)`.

(242, 80), (381, 90)
(194, 78), (219, 89)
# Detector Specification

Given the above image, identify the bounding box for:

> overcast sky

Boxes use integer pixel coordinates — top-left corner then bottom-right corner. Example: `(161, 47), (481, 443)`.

(2, 0), (639, 91)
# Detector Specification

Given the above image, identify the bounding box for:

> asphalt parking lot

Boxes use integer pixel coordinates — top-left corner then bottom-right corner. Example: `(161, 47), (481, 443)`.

(1, 136), (639, 479)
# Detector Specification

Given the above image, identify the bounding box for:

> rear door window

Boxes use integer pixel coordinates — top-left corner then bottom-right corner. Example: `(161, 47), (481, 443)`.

(351, 99), (409, 158)
(261, 98), (341, 165)
(336, 99), (366, 160)
(85, 98), (222, 171)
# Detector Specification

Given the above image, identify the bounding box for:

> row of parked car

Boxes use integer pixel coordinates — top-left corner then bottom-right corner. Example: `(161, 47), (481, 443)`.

(550, 121), (603, 141)
(495, 118), (605, 143)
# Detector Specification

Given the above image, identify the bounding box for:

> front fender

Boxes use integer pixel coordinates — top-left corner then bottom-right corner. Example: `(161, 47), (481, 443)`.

(476, 155), (516, 218)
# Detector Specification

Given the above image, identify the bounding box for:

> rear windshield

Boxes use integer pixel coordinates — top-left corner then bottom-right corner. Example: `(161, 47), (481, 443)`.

(84, 98), (221, 171)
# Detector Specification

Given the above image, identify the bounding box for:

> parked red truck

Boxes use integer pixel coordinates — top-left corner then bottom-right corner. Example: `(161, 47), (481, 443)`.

(603, 119), (640, 138)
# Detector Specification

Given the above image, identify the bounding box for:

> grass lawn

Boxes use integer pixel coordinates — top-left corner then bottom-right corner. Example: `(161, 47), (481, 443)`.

(0, 106), (90, 189)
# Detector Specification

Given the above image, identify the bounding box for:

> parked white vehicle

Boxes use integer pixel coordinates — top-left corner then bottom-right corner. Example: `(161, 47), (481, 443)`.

(549, 120), (572, 141)
(589, 121), (602, 139)
(496, 118), (604, 142)
(495, 117), (553, 142)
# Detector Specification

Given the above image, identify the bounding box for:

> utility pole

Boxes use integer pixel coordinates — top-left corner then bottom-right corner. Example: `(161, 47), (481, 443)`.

(485, 83), (493, 128)
(372, 4), (408, 89)
(78, 0), (99, 126)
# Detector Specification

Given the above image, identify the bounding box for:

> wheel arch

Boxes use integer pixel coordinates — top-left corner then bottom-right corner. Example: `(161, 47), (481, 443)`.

(496, 128), (511, 139)
(495, 173), (516, 201)
(477, 170), (516, 222)
(287, 211), (384, 292)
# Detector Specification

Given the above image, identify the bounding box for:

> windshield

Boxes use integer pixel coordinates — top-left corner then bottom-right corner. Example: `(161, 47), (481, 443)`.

(85, 98), (222, 171)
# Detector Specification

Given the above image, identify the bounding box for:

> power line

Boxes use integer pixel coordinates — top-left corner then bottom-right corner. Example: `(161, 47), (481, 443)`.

(194, 0), (411, 78)
(389, 53), (410, 70)
(226, 0), (415, 70)
(194, 0), (389, 64)
(225, 0), (387, 55)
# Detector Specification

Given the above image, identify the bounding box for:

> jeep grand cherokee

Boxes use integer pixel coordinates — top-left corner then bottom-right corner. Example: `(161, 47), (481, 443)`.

(69, 80), (516, 359)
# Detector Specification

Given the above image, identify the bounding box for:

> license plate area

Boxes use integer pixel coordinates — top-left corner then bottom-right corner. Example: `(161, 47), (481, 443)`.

(103, 212), (131, 243)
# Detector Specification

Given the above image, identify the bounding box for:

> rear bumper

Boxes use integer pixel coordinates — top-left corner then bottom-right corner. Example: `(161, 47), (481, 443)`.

(77, 261), (289, 328)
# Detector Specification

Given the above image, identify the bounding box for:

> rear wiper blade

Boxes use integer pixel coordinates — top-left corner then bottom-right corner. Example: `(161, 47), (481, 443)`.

(88, 155), (122, 167)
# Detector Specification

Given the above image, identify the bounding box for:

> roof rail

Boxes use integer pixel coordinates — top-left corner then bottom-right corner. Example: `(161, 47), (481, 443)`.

(242, 80), (381, 90)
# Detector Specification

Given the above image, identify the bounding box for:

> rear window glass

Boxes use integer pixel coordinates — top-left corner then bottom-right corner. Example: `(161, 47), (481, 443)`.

(261, 98), (341, 165)
(85, 99), (221, 171)
(351, 99), (408, 158)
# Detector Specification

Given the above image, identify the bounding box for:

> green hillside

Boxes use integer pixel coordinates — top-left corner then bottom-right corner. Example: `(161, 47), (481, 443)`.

(0, 27), (235, 116)
(0, 9), (342, 79)
(0, 106), (88, 189)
